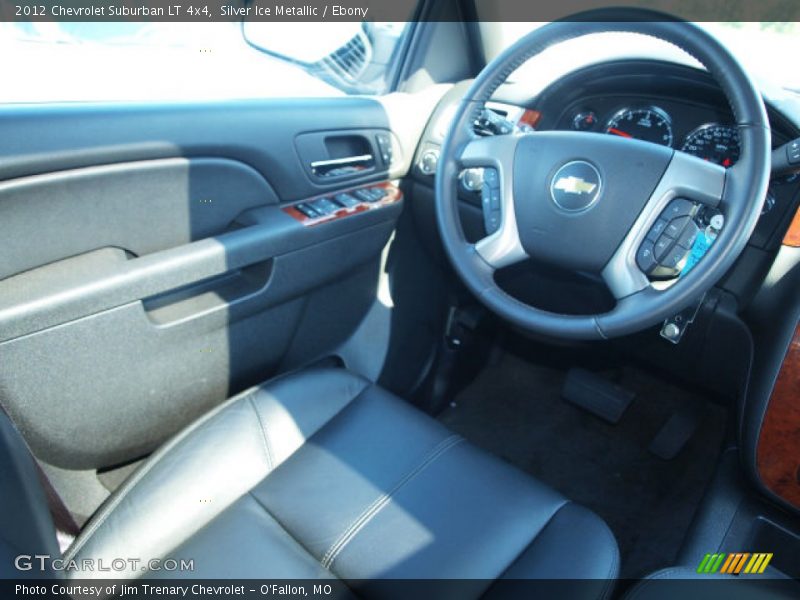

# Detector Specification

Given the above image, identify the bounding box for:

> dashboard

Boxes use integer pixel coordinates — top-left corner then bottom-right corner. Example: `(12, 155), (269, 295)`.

(530, 60), (787, 149)
(472, 95), (745, 168)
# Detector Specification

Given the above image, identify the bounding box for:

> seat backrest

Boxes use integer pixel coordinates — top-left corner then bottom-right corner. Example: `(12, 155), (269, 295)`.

(0, 409), (60, 578)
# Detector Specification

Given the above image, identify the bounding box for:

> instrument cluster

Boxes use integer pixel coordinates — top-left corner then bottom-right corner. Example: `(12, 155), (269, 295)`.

(567, 103), (740, 168)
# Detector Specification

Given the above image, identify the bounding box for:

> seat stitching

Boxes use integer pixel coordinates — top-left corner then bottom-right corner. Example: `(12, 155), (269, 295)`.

(248, 393), (274, 470)
(320, 434), (463, 569)
(320, 434), (464, 570)
(246, 490), (341, 579)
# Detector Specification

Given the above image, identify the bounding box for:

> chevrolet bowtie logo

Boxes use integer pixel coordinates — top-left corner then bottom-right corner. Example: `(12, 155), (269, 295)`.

(553, 176), (597, 195)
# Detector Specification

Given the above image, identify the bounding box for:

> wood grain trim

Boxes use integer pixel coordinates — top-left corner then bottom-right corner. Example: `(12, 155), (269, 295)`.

(519, 109), (542, 129)
(283, 182), (402, 227)
(783, 206), (800, 247)
(756, 325), (800, 509)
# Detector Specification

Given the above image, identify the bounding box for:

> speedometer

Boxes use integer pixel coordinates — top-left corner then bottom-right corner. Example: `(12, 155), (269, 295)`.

(605, 106), (673, 147)
(680, 124), (740, 168)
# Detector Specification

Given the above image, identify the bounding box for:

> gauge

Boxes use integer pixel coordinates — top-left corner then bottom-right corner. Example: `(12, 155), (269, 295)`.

(605, 106), (674, 147)
(681, 124), (740, 168)
(572, 110), (598, 131)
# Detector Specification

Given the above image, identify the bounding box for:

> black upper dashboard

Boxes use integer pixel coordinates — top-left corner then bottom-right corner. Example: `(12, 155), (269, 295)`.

(530, 60), (794, 159)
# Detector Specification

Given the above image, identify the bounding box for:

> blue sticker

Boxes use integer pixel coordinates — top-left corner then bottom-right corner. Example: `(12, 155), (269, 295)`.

(681, 229), (715, 276)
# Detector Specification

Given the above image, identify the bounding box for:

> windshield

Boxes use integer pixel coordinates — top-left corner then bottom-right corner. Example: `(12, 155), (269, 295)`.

(489, 22), (800, 92)
(701, 23), (800, 90)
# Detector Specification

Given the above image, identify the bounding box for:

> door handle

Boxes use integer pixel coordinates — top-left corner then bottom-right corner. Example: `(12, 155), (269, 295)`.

(310, 154), (374, 177)
(310, 154), (374, 169)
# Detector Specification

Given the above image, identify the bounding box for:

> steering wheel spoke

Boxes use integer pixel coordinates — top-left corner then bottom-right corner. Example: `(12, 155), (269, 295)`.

(671, 152), (727, 209)
(602, 152), (726, 299)
(459, 134), (528, 269)
(601, 258), (650, 301)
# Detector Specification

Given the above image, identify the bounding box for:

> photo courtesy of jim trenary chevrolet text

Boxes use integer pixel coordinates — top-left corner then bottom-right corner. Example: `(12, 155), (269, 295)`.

(1, 0), (800, 599)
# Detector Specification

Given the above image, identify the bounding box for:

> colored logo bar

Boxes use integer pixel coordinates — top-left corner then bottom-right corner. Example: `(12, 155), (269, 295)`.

(696, 553), (773, 575)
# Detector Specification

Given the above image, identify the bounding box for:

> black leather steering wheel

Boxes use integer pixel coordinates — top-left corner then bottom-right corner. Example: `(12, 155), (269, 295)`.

(435, 11), (771, 340)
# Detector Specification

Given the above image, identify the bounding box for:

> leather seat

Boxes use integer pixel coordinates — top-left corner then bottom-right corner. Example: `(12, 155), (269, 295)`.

(64, 367), (618, 595)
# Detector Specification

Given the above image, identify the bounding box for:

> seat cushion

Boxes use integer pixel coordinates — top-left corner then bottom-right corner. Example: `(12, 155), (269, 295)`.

(65, 367), (618, 594)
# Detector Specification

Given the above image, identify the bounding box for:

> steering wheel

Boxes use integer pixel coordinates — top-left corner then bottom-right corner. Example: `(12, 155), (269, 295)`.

(435, 11), (770, 340)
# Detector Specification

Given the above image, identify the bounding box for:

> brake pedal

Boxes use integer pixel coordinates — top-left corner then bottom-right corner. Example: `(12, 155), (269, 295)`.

(561, 368), (635, 424)
(648, 408), (699, 460)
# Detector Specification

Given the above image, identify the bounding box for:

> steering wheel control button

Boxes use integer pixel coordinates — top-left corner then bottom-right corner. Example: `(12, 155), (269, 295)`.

(549, 161), (602, 212)
(490, 189), (501, 210)
(660, 246), (689, 269)
(636, 241), (657, 273)
(483, 167), (499, 188)
(484, 208), (501, 234)
(677, 222), (700, 250)
(645, 218), (669, 242)
(481, 171), (502, 235)
(665, 216), (690, 238)
(654, 235), (674, 261)
(663, 198), (696, 219)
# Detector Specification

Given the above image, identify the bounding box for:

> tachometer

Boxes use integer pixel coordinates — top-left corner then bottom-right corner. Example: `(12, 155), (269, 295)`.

(680, 124), (740, 168)
(605, 106), (673, 147)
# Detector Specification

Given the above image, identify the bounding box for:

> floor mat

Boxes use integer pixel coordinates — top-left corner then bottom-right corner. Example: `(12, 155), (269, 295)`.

(438, 351), (727, 578)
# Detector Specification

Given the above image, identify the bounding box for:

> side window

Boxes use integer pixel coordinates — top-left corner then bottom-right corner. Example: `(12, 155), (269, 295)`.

(243, 19), (408, 95)
(0, 20), (408, 103)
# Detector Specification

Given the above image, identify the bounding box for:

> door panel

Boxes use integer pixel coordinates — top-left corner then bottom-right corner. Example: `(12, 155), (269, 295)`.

(0, 157), (278, 281)
(0, 195), (400, 342)
(0, 93), (439, 469)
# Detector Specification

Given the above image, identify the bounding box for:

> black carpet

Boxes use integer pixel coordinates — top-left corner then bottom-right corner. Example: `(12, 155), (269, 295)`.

(438, 351), (727, 578)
